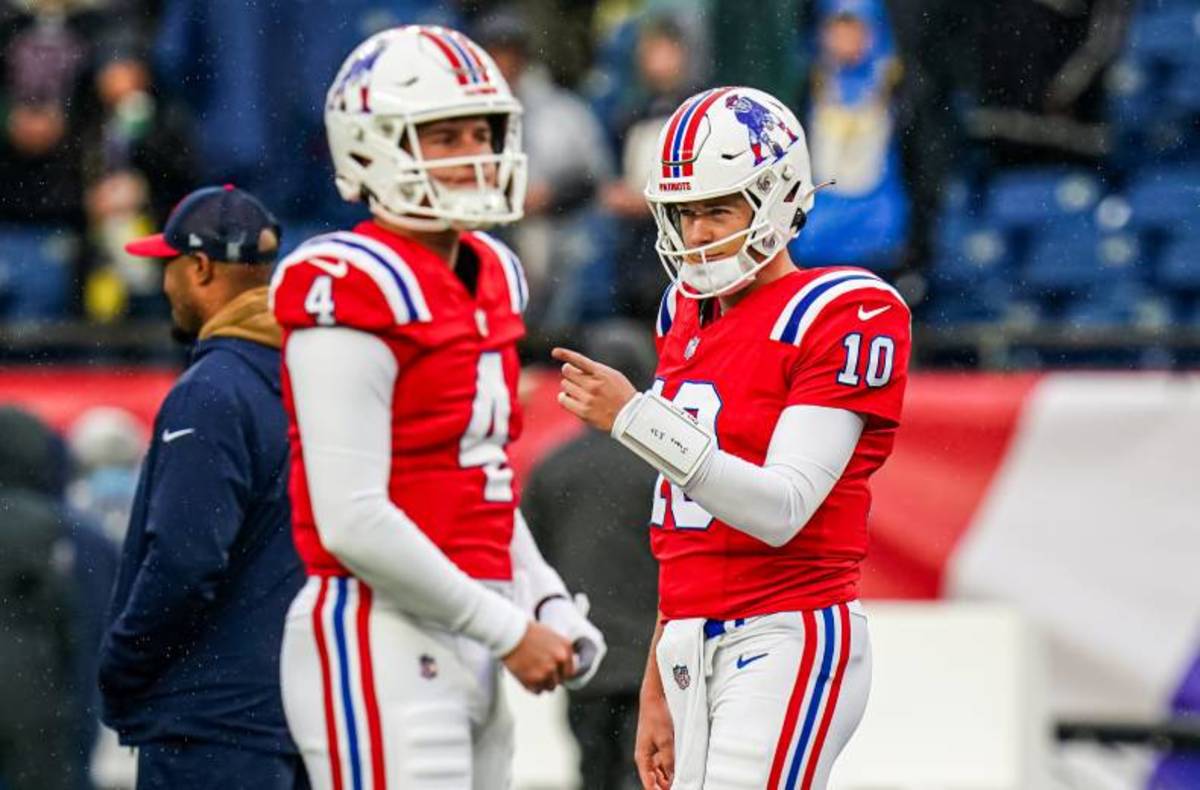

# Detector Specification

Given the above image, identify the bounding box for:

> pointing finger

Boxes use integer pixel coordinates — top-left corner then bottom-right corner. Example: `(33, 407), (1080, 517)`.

(551, 347), (598, 374)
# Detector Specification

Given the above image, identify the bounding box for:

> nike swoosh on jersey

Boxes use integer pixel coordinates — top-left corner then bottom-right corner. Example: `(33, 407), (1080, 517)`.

(161, 428), (195, 443)
(736, 652), (769, 669)
(857, 304), (892, 321)
(308, 258), (349, 278)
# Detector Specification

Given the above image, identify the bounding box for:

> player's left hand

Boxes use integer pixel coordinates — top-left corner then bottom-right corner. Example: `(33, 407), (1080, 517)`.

(552, 347), (637, 434)
(538, 593), (607, 690)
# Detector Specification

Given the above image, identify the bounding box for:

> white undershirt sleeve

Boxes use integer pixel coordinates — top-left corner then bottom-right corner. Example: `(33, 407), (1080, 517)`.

(680, 405), (865, 547)
(286, 327), (529, 657)
(510, 509), (569, 613)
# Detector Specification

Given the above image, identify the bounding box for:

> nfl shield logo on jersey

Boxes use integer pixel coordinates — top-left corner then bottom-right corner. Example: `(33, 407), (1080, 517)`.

(673, 664), (691, 690)
(419, 653), (439, 680)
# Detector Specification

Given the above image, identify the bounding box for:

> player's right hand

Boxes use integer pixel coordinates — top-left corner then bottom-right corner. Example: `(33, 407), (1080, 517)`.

(635, 687), (675, 790)
(502, 621), (575, 694)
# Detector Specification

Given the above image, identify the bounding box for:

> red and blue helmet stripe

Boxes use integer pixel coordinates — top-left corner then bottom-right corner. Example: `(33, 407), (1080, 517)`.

(418, 27), (494, 89)
(660, 87), (734, 179)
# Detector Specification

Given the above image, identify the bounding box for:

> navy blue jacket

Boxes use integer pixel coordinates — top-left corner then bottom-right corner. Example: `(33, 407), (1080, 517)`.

(99, 336), (303, 753)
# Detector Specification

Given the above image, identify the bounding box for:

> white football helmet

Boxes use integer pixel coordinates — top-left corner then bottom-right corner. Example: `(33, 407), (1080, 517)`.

(644, 86), (817, 299)
(325, 25), (527, 231)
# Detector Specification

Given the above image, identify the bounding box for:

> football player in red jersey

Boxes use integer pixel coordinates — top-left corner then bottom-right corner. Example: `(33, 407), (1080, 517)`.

(270, 26), (604, 789)
(554, 86), (910, 790)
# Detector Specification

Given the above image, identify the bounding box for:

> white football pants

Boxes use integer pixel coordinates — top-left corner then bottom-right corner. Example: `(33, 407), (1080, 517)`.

(657, 601), (870, 790)
(281, 576), (512, 790)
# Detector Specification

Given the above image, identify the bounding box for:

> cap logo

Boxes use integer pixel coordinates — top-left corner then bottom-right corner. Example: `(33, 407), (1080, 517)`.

(188, 233), (203, 247)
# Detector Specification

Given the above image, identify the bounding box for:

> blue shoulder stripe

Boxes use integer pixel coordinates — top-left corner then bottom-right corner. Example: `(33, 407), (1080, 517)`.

(657, 284), (678, 337)
(776, 274), (877, 345)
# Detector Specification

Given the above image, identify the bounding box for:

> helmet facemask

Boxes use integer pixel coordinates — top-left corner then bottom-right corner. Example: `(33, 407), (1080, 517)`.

(333, 108), (528, 232)
(650, 167), (802, 299)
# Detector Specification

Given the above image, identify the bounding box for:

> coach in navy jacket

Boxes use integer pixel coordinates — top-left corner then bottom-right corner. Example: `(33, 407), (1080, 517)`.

(98, 186), (306, 789)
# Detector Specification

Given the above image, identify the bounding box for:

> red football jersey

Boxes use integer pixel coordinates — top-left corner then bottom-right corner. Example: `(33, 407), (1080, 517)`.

(270, 220), (529, 580)
(650, 267), (911, 620)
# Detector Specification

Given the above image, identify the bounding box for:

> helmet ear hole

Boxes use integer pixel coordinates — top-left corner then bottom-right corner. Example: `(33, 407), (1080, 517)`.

(793, 208), (807, 231)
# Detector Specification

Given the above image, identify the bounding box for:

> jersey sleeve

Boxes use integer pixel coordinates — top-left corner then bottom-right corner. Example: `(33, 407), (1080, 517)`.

(778, 276), (911, 427)
(471, 232), (529, 317)
(654, 283), (680, 356)
(269, 232), (433, 335)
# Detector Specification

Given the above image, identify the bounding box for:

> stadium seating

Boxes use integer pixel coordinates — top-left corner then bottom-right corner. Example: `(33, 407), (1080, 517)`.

(909, 0), (1198, 344)
(1126, 166), (1200, 231)
(1128, 5), (1200, 68)
(0, 226), (75, 320)
(1158, 236), (1200, 292)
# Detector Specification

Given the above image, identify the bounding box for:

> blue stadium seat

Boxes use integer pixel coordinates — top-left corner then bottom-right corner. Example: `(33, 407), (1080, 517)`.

(1022, 222), (1142, 295)
(923, 280), (1013, 327)
(1061, 284), (1161, 328)
(1125, 167), (1200, 230)
(1158, 236), (1200, 291)
(0, 225), (75, 319)
(931, 224), (1011, 287)
(1022, 232), (1097, 294)
(925, 200), (1017, 326)
(1166, 60), (1200, 112)
(984, 169), (1101, 232)
(1129, 5), (1200, 67)
(1108, 57), (1157, 127)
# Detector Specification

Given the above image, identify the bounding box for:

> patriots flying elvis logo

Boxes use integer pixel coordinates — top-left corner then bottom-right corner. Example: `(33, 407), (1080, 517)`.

(330, 39), (387, 113)
(724, 93), (799, 165)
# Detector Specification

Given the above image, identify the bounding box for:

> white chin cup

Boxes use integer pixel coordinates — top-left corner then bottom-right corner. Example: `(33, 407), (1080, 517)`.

(371, 181), (516, 232)
(436, 185), (509, 226)
(678, 251), (756, 298)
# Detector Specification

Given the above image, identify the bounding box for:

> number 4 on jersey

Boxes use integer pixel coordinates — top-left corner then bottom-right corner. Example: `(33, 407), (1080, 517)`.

(459, 352), (514, 502)
(304, 276), (336, 326)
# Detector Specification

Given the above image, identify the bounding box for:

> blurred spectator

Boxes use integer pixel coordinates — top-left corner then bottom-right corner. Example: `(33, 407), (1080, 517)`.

(0, 404), (120, 790)
(152, 0), (458, 229)
(522, 321), (660, 790)
(600, 13), (702, 320)
(0, 489), (77, 790)
(66, 406), (147, 543)
(885, 0), (969, 289)
(476, 6), (614, 329)
(710, 0), (806, 103)
(595, 4), (709, 148)
(965, 0), (1133, 169)
(0, 0), (100, 228)
(81, 37), (196, 322)
(789, 0), (910, 271)
(488, 0), (601, 88)
(0, 407), (79, 790)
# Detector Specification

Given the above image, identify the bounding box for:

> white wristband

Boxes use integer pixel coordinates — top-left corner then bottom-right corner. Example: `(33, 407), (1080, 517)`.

(611, 392), (715, 487)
